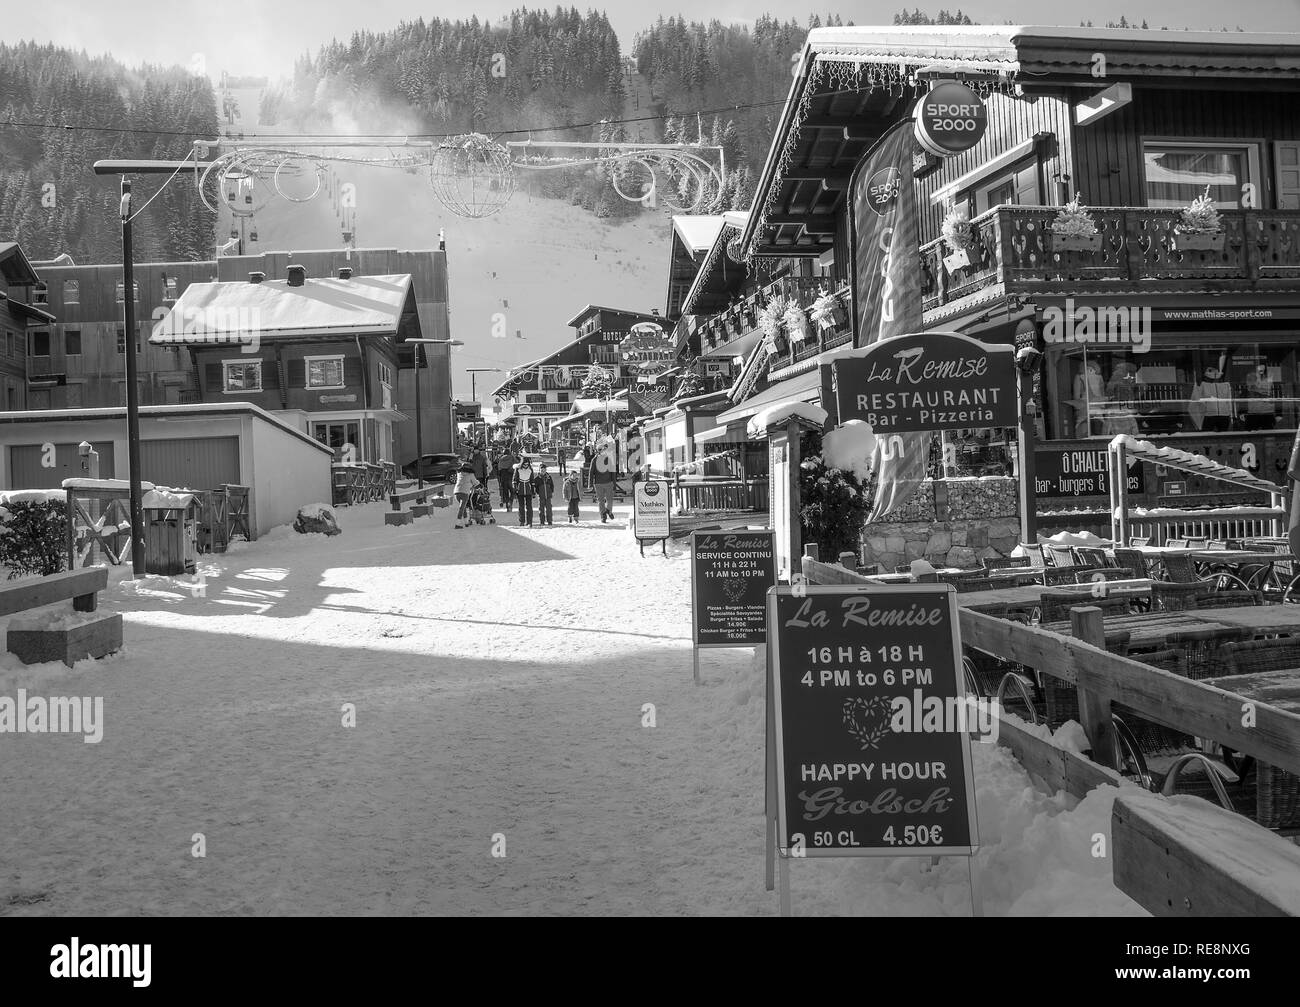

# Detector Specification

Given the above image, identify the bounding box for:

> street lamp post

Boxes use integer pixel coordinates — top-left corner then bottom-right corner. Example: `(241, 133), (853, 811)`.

(406, 338), (462, 489)
(94, 156), (216, 577)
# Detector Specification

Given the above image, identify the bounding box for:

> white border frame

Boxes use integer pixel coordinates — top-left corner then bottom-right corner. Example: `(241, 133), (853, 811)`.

(767, 583), (980, 859)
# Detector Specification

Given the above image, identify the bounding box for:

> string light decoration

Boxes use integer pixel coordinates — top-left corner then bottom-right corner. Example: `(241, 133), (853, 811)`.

(429, 133), (515, 219)
(189, 134), (725, 223)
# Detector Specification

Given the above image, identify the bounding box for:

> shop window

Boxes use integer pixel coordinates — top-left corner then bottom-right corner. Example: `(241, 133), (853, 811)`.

(115, 280), (139, 303)
(970, 159), (1040, 215)
(1143, 141), (1260, 210)
(63, 279), (79, 304)
(30, 330), (50, 357)
(1046, 343), (1299, 440)
(223, 359), (262, 393)
(306, 355), (344, 388)
(313, 421), (361, 462)
(65, 330), (81, 356)
(116, 328), (126, 354)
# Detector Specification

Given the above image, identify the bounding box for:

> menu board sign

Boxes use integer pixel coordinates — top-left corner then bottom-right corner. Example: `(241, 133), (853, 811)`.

(767, 584), (978, 857)
(691, 531), (777, 647)
(633, 479), (671, 541)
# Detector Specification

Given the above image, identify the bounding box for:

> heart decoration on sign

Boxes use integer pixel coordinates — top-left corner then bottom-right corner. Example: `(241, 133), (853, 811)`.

(722, 578), (746, 604)
(842, 695), (893, 751)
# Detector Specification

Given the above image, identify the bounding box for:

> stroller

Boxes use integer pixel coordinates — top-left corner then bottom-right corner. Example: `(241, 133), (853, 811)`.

(468, 484), (495, 525)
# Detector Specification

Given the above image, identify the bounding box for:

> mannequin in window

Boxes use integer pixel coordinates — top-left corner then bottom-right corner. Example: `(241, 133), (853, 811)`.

(1241, 364), (1276, 430)
(1189, 366), (1233, 431)
(1105, 360), (1143, 435)
(1072, 359), (1106, 437)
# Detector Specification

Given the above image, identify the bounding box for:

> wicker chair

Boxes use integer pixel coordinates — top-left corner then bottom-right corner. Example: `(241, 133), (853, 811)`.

(1151, 581), (1203, 612)
(1044, 629), (1131, 728)
(983, 555), (1030, 571)
(1017, 544), (1046, 570)
(1205, 638), (1300, 830)
(1074, 546), (1112, 568)
(1184, 537), (1209, 549)
(1072, 567), (1135, 585)
(1166, 538), (1189, 548)
(1040, 565), (1082, 587)
(1193, 588), (1264, 609)
(1042, 543), (1077, 568)
(1039, 591), (1130, 624)
(1112, 548), (1151, 579)
(1162, 552), (1200, 584)
(1165, 627), (1250, 680)
(1114, 649), (1195, 753)
(954, 577), (996, 593)
(1130, 536), (1151, 547)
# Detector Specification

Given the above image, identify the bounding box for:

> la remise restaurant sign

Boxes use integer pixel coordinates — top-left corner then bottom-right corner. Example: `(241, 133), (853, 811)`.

(832, 331), (1017, 433)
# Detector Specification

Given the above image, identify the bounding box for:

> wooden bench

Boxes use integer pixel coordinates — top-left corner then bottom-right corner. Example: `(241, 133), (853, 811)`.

(386, 484), (448, 525)
(3, 567), (122, 668)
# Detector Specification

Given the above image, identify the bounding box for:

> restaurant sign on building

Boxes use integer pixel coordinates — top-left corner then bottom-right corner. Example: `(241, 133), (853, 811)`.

(1034, 446), (1145, 498)
(832, 332), (1017, 432)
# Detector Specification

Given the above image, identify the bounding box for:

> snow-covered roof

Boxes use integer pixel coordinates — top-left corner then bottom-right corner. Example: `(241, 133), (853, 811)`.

(747, 402), (827, 438)
(671, 216), (726, 256)
(150, 274), (415, 343)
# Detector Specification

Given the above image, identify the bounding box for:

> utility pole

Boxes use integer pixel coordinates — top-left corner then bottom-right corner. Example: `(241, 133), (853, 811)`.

(120, 179), (146, 576)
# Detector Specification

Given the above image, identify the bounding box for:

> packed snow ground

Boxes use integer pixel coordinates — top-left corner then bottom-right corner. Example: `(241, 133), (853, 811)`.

(0, 499), (1144, 916)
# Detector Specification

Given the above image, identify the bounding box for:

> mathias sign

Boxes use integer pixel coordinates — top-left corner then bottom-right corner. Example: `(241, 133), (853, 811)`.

(832, 331), (1016, 433)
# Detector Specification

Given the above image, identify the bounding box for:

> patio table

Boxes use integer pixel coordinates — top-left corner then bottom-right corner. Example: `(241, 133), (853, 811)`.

(957, 579), (1154, 612)
(1200, 668), (1300, 716)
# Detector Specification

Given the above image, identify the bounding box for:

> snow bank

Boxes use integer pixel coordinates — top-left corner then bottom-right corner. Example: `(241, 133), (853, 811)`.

(8, 608), (115, 633)
(62, 478), (156, 492)
(821, 420), (877, 482)
(141, 489), (195, 510)
(1038, 530), (1110, 548)
(746, 402), (827, 438)
(0, 489), (66, 505)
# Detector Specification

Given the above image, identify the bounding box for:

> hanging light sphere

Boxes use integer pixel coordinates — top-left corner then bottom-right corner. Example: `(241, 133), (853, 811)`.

(428, 133), (514, 219)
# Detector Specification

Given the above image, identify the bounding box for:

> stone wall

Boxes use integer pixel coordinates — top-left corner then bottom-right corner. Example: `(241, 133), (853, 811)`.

(860, 476), (1020, 572)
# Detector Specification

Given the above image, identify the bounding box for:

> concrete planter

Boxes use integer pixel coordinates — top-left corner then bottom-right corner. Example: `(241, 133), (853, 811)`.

(8, 613), (123, 668)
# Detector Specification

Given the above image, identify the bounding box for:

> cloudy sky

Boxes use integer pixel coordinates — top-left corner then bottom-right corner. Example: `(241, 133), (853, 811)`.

(13, 1), (1300, 79)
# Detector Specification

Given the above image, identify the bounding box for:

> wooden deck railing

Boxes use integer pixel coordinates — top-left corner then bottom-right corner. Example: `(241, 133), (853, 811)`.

(669, 476), (768, 513)
(1124, 507), (1285, 545)
(920, 206), (1300, 315)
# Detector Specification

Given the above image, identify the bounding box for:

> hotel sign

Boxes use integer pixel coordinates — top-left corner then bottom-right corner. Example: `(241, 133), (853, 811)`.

(832, 332), (1016, 433)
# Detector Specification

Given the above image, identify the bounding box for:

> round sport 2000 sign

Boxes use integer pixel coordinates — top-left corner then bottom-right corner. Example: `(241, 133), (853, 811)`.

(913, 81), (987, 157)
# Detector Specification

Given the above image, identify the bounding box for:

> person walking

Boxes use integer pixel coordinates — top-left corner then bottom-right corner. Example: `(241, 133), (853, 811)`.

(452, 463), (477, 530)
(590, 438), (617, 523)
(582, 440), (595, 491)
(562, 468), (582, 523)
(471, 446), (490, 505)
(512, 454), (535, 527)
(535, 462), (555, 526)
(496, 448), (516, 511)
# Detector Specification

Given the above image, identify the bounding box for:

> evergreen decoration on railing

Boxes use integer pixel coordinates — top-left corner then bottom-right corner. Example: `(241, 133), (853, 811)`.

(1177, 185), (1224, 235)
(809, 287), (839, 331)
(1051, 193), (1099, 238)
(783, 300), (810, 343)
(940, 201), (974, 252)
(758, 294), (789, 354)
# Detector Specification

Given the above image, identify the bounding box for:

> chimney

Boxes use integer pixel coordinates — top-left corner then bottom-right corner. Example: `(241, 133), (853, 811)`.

(248, 271), (265, 284)
(286, 264), (307, 287)
(337, 267), (353, 280)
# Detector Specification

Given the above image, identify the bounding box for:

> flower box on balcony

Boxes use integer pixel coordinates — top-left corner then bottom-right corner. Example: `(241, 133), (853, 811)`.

(942, 247), (971, 273)
(1171, 229), (1225, 252)
(1051, 232), (1101, 254)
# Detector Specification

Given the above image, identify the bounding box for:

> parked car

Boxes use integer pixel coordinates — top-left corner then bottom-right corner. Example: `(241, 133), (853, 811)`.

(402, 453), (462, 483)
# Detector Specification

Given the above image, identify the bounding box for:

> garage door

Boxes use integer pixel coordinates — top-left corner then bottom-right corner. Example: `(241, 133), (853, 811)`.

(141, 437), (240, 491)
(9, 441), (116, 489)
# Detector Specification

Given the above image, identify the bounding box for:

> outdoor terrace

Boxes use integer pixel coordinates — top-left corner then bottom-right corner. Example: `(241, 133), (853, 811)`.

(922, 206), (1300, 321)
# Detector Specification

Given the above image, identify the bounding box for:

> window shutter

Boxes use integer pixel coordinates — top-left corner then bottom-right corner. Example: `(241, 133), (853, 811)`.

(262, 359), (279, 390)
(344, 356), (363, 386)
(1274, 141), (1300, 209)
(205, 362), (222, 390)
(287, 359), (305, 387)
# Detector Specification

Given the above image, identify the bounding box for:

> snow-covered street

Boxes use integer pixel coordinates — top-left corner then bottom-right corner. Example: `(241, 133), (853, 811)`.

(1, 502), (1143, 916)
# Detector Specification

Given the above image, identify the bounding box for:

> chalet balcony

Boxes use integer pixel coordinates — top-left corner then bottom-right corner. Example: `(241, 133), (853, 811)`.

(921, 206), (1300, 318)
(695, 275), (852, 367)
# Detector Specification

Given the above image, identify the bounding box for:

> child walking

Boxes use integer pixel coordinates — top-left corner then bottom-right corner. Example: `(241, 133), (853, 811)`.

(562, 469), (582, 523)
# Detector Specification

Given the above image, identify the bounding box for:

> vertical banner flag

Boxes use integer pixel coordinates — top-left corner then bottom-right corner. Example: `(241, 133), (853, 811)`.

(849, 119), (930, 521)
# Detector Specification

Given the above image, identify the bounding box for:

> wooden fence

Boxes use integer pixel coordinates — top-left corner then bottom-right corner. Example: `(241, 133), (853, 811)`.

(669, 476), (768, 513)
(332, 462), (398, 507)
(802, 554), (1300, 915)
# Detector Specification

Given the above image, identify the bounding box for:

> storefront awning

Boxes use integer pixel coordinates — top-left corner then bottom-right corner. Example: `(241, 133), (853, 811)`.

(714, 368), (823, 428)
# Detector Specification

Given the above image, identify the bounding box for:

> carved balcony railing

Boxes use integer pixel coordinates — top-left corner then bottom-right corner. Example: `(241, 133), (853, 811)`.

(696, 274), (833, 355)
(920, 206), (1300, 315)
